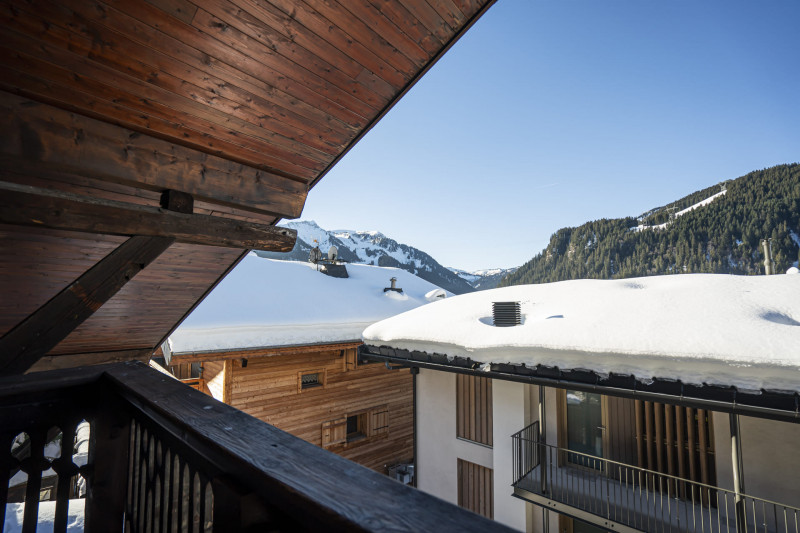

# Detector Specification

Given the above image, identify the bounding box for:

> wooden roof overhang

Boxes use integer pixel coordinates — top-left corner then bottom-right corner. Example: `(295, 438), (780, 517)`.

(168, 340), (363, 364)
(0, 0), (497, 375)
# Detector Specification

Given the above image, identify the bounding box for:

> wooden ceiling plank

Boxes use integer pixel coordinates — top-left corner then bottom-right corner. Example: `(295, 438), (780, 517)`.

(0, 35), (332, 174)
(400, 1), (455, 42)
(261, 0), (415, 92)
(0, 65), (321, 181)
(0, 181), (299, 250)
(1, 93), (309, 217)
(0, 235), (174, 375)
(223, 0), (401, 94)
(26, 349), (153, 373)
(197, 0), (396, 104)
(101, 0), (374, 123)
(364, 0), (445, 55)
(5, 0), (363, 148)
(189, 8), (385, 115)
(335, 0), (432, 66)
(7, 0), (365, 131)
(298, 0), (421, 75)
(424, 0), (468, 31)
(143, 0), (198, 25)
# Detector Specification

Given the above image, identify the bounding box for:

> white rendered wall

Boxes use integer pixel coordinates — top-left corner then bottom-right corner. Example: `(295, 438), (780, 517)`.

(713, 412), (800, 507)
(416, 369), (492, 505)
(492, 380), (529, 531)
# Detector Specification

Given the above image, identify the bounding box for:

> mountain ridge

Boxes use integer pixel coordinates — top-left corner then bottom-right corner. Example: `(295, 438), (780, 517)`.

(501, 164), (800, 287)
(257, 220), (507, 294)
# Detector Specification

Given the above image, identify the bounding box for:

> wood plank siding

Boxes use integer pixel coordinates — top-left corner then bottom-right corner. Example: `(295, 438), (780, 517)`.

(0, 0), (496, 373)
(456, 374), (493, 446)
(457, 459), (493, 519)
(190, 344), (413, 474)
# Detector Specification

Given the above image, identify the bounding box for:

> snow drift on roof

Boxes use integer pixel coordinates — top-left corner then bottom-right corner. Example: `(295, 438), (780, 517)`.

(363, 274), (800, 393)
(169, 254), (447, 354)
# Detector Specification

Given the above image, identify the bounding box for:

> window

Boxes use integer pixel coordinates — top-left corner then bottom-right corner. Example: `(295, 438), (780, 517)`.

(457, 459), (493, 519)
(298, 369), (326, 392)
(301, 373), (320, 389)
(456, 374), (493, 446)
(346, 413), (366, 442)
(321, 405), (388, 448)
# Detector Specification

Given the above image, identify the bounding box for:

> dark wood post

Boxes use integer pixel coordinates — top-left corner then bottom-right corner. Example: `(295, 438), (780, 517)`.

(85, 396), (132, 533)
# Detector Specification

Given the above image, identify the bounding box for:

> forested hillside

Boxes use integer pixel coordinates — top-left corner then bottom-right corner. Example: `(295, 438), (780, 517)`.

(501, 164), (800, 286)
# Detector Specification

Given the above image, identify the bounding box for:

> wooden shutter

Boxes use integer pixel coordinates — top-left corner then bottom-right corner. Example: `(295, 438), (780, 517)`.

(369, 406), (389, 437)
(456, 374), (493, 446)
(321, 417), (347, 448)
(342, 348), (358, 372)
(457, 459), (493, 519)
(634, 401), (716, 489)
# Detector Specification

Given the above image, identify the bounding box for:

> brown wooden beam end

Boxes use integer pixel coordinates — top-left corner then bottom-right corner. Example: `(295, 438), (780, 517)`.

(0, 181), (297, 250)
(161, 190), (194, 214)
(25, 349), (153, 374)
(0, 235), (173, 374)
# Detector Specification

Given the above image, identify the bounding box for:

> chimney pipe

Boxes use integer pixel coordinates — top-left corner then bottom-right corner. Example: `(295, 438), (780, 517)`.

(762, 239), (775, 275)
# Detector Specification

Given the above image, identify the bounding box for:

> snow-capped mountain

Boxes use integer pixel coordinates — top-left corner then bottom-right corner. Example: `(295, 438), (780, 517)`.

(448, 267), (518, 290)
(256, 220), (480, 294)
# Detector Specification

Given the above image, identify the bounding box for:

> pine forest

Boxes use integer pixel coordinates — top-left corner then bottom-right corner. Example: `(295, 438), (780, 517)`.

(501, 164), (800, 286)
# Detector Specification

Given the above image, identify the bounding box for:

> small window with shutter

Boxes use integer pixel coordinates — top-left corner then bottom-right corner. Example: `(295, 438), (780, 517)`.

(321, 405), (388, 448)
(321, 417), (347, 448)
(298, 369), (326, 392)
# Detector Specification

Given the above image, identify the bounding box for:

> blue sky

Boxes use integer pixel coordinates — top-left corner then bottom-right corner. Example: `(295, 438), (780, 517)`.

(301, 0), (799, 271)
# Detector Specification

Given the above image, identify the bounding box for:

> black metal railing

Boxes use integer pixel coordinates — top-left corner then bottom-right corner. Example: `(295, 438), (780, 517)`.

(1, 361), (515, 533)
(511, 422), (800, 533)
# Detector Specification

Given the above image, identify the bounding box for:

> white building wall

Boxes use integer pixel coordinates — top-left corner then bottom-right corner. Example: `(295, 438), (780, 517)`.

(492, 380), (528, 531)
(416, 369), (492, 505)
(712, 412), (800, 507)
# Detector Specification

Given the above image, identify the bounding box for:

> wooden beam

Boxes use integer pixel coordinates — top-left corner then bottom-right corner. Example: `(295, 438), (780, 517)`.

(0, 94), (308, 218)
(25, 349), (152, 374)
(0, 235), (173, 374)
(0, 181), (297, 250)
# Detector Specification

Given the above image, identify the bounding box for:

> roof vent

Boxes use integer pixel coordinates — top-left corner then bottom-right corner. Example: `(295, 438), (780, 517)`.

(384, 277), (403, 293)
(493, 301), (521, 327)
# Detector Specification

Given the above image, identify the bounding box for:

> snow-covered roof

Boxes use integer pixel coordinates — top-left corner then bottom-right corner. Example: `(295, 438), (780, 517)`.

(168, 254), (447, 354)
(363, 274), (800, 393)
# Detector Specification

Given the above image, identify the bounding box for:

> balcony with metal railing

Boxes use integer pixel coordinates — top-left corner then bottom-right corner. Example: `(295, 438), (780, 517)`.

(511, 422), (800, 533)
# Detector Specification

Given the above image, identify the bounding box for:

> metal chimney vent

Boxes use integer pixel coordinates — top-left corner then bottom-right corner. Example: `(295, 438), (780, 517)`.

(493, 301), (521, 327)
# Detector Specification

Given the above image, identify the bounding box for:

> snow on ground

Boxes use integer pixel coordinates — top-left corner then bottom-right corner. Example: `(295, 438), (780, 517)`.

(363, 273), (800, 393)
(4, 499), (85, 532)
(632, 190), (727, 232)
(168, 254), (448, 354)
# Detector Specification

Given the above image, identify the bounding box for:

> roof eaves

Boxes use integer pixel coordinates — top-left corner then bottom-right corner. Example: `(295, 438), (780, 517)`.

(360, 344), (800, 425)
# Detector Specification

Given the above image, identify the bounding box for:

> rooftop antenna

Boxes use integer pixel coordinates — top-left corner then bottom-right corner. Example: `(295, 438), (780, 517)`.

(309, 239), (322, 270)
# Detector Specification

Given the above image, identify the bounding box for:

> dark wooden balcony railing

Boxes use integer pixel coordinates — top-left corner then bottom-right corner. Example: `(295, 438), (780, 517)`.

(1, 361), (514, 533)
(512, 422), (800, 533)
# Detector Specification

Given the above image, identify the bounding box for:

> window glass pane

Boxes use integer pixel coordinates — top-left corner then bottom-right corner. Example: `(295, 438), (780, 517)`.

(566, 390), (603, 460)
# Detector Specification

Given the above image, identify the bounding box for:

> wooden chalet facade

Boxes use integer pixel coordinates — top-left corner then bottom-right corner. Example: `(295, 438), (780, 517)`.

(167, 342), (414, 476)
(0, 1), (508, 531)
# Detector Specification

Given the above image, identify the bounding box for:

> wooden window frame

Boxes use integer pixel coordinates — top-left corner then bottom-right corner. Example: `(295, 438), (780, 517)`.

(321, 405), (388, 449)
(298, 369), (327, 393)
